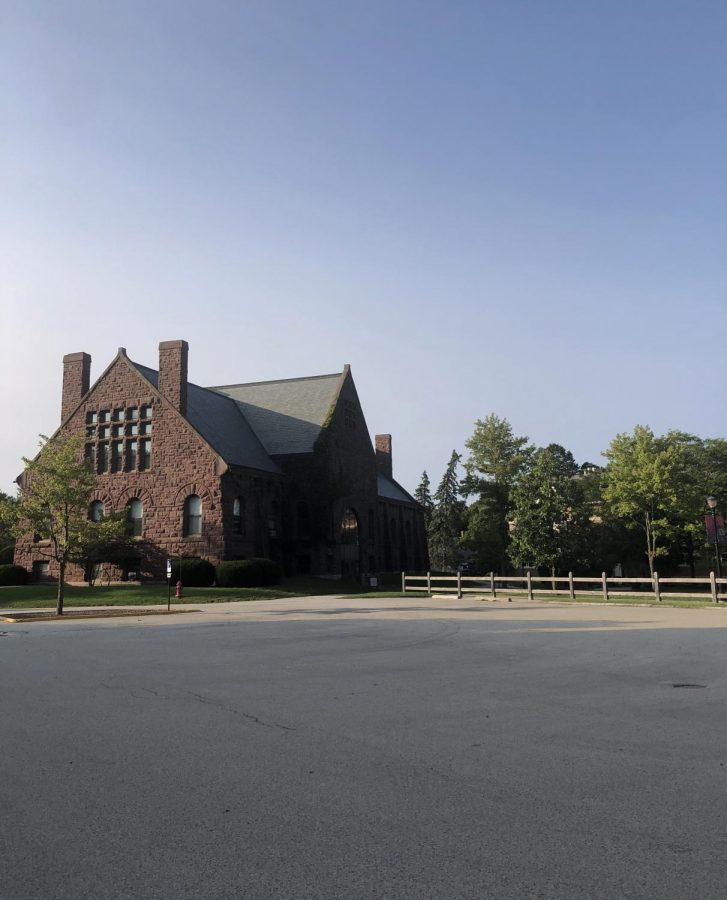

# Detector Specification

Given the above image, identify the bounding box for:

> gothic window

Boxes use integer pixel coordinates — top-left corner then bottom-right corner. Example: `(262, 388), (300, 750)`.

(341, 509), (359, 546)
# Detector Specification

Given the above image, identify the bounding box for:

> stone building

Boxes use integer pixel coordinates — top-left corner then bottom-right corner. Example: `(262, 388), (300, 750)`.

(15, 341), (427, 581)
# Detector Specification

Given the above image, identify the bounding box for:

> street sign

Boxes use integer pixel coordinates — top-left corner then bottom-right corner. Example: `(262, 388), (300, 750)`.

(166, 559), (172, 580)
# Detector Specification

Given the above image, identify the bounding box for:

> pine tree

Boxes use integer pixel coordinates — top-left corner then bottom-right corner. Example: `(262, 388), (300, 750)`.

(414, 471), (434, 528)
(428, 451), (464, 571)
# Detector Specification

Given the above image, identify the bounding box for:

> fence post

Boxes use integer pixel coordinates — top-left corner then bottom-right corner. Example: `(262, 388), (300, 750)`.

(401, 571), (406, 594)
(568, 571), (575, 600)
(711, 571), (718, 604)
(526, 570), (533, 600)
(490, 571), (496, 600)
(456, 569), (462, 599)
(602, 572), (609, 602)
(426, 571), (431, 595)
(653, 570), (661, 602)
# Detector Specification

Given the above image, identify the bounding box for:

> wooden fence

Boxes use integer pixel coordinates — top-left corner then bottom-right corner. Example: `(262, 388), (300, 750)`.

(401, 571), (727, 604)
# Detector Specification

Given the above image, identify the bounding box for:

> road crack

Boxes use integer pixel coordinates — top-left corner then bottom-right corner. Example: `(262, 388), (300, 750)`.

(187, 691), (296, 732)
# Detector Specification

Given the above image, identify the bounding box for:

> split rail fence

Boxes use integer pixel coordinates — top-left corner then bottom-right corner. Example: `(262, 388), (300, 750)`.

(401, 571), (727, 604)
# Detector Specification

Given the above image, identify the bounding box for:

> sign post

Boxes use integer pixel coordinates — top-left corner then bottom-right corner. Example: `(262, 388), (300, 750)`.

(166, 558), (172, 611)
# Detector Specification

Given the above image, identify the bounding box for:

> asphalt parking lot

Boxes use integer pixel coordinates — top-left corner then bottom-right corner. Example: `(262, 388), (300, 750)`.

(2, 595), (727, 899)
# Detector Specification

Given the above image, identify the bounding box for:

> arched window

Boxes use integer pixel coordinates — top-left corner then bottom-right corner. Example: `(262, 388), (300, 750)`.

(341, 509), (359, 546)
(184, 495), (202, 536)
(89, 501), (104, 523)
(126, 498), (143, 537)
(233, 497), (245, 536)
(340, 508), (360, 576)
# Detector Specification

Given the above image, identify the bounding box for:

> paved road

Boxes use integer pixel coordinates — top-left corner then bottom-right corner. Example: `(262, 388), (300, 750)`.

(2, 596), (727, 899)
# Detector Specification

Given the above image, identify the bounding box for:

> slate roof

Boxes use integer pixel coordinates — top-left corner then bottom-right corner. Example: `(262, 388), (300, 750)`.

(132, 362), (281, 475)
(132, 360), (419, 506)
(377, 474), (417, 504)
(209, 374), (342, 456)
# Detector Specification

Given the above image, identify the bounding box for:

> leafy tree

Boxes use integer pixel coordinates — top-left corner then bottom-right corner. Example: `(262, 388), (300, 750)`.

(0, 492), (17, 564)
(462, 414), (532, 572)
(70, 513), (133, 586)
(602, 426), (683, 577)
(460, 497), (505, 573)
(428, 451), (465, 571)
(414, 471), (434, 528)
(508, 444), (591, 580)
(13, 434), (102, 614)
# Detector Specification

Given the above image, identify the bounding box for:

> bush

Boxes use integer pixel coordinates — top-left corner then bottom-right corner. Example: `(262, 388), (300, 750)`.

(0, 564), (29, 586)
(170, 557), (215, 587)
(0, 543), (14, 565)
(377, 571), (405, 588)
(216, 558), (282, 588)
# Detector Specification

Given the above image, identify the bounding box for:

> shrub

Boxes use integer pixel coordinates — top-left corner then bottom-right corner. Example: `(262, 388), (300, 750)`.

(377, 571), (405, 588)
(170, 557), (215, 587)
(216, 558), (282, 588)
(0, 543), (14, 565)
(0, 564), (29, 586)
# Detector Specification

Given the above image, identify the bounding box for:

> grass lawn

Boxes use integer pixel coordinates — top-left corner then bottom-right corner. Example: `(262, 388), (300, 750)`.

(452, 589), (722, 609)
(0, 577), (410, 610)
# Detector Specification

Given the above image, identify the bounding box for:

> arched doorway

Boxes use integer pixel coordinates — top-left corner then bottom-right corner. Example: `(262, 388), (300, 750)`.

(340, 508), (360, 577)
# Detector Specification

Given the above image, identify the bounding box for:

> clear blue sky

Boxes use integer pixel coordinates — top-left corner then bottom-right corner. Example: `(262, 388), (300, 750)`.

(2, 0), (726, 495)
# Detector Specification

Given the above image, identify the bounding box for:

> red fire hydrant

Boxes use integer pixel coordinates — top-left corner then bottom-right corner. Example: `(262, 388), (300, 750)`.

(176, 581), (183, 599)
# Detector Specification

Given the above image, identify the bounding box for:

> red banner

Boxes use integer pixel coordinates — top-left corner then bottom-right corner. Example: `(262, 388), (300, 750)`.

(705, 514), (727, 545)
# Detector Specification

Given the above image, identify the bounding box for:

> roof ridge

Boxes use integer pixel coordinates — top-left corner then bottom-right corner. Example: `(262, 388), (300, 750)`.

(209, 372), (341, 390)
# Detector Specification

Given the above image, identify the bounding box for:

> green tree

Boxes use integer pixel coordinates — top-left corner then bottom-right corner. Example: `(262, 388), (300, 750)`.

(460, 497), (505, 573)
(13, 434), (100, 614)
(462, 414), (532, 572)
(602, 426), (683, 577)
(414, 471), (434, 528)
(508, 444), (591, 581)
(0, 492), (17, 564)
(70, 513), (133, 586)
(428, 451), (464, 571)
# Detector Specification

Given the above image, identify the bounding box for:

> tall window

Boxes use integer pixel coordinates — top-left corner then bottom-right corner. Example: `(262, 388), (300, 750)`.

(233, 497), (244, 535)
(340, 508), (360, 576)
(111, 441), (123, 473)
(127, 441), (137, 471)
(126, 498), (143, 537)
(139, 439), (152, 471)
(184, 495), (202, 536)
(98, 443), (109, 474)
(341, 509), (359, 546)
(89, 501), (104, 522)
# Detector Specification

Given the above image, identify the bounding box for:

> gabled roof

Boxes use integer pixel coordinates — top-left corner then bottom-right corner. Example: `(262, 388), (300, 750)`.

(377, 473), (417, 505)
(209, 373), (342, 456)
(133, 363), (281, 475)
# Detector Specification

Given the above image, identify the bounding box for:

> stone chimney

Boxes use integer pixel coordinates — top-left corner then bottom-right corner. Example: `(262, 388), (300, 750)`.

(375, 434), (393, 480)
(158, 340), (188, 416)
(62, 352), (91, 422)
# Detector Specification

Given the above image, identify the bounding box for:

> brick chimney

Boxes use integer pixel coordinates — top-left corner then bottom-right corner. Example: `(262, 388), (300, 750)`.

(158, 340), (188, 416)
(62, 352), (91, 422)
(375, 434), (393, 480)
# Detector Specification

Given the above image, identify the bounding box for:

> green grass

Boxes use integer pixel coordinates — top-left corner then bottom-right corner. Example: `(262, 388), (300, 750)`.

(0, 576), (374, 610)
(472, 589), (721, 609)
(2, 579), (721, 611)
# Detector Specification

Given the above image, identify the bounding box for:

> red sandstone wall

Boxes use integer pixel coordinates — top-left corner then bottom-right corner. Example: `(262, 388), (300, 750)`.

(15, 353), (225, 580)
